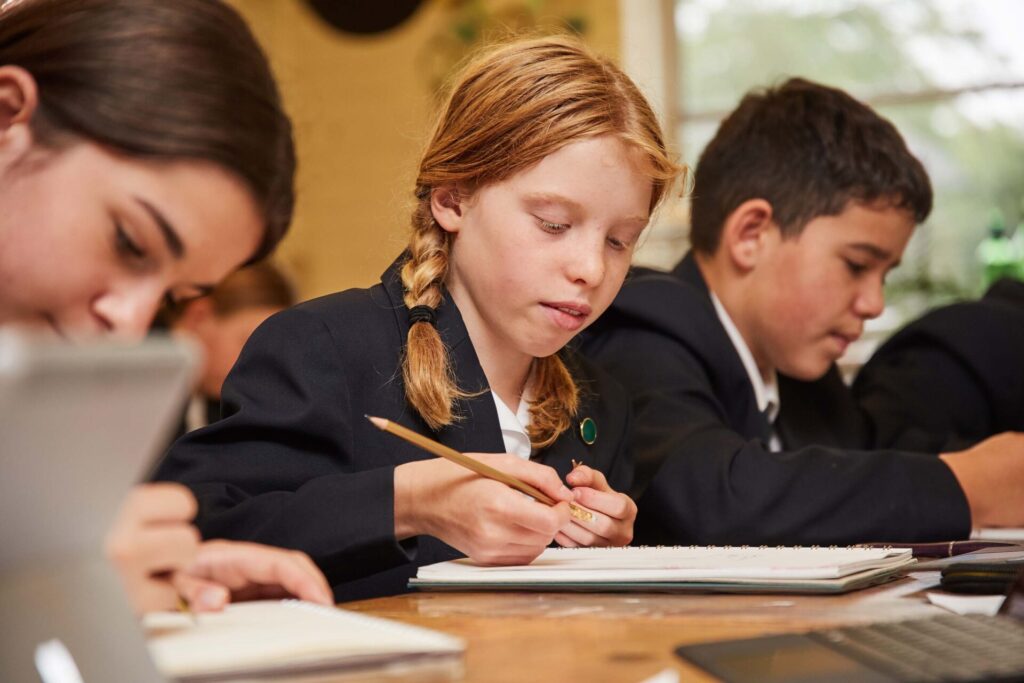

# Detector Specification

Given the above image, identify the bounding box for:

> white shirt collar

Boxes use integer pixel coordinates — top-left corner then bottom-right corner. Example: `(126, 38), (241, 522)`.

(709, 292), (780, 425)
(491, 386), (533, 460)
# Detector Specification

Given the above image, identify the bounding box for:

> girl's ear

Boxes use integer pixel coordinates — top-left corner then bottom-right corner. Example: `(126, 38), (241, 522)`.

(0, 66), (39, 170)
(429, 185), (464, 235)
(719, 198), (776, 273)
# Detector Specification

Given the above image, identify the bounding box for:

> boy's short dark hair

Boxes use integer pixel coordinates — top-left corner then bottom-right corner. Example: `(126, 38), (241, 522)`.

(689, 78), (933, 254)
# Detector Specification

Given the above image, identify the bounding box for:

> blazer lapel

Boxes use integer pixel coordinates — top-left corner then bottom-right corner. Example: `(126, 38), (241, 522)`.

(537, 396), (597, 481)
(671, 254), (769, 443)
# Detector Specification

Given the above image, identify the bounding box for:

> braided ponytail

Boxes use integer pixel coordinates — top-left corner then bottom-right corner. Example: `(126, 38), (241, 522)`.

(399, 192), (472, 429)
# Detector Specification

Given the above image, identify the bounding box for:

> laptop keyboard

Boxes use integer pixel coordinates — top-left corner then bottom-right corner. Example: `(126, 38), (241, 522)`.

(810, 614), (1024, 682)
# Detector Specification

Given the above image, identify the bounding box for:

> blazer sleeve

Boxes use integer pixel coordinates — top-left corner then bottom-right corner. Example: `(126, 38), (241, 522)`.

(588, 325), (971, 545)
(854, 289), (1024, 451)
(153, 306), (414, 586)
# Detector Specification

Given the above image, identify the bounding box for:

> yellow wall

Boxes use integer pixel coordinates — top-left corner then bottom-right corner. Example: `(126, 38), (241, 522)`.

(228, 0), (620, 299)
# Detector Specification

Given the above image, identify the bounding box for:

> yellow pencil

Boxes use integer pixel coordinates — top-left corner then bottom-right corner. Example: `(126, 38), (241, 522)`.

(366, 415), (594, 522)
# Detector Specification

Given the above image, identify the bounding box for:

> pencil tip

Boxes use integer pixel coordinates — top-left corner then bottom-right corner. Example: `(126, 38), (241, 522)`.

(366, 415), (386, 429)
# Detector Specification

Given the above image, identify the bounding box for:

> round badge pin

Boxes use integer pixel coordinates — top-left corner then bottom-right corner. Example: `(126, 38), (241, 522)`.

(579, 417), (597, 445)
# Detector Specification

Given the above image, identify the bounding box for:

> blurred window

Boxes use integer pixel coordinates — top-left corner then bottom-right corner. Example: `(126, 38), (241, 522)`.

(664, 0), (1024, 308)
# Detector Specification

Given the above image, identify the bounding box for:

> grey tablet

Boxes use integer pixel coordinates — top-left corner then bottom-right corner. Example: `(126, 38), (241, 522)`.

(0, 330), (197, 683)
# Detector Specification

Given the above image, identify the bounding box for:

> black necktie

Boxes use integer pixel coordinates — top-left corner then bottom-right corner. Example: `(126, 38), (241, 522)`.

(757, 407), (773, 446)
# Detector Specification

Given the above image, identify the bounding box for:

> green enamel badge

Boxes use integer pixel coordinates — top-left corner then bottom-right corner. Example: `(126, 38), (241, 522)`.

(579, 417), (597, 445)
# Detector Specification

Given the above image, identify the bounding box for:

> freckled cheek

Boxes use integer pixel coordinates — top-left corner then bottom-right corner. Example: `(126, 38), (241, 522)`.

(606, 257), (630, 284)
(595, 262), (629, 305)
(489, 261), (529, 292)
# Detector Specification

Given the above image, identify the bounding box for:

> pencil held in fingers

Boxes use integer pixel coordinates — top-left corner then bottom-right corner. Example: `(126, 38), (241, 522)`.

(367, 415), (594, 521)
(563, 463), (636, 546)
(567, 504), (594, 522)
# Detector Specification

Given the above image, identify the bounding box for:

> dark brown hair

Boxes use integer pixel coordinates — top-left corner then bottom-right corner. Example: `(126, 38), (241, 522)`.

(0, 0), (295, 260)
(689, 78), (932, 254)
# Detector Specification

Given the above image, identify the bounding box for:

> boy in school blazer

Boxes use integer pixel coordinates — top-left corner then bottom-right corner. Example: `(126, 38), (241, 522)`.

(582, 78), (1024, 545)
(854, 277), (1024, 452)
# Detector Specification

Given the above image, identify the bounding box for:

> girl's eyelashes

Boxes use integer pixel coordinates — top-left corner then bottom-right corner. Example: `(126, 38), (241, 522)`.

(608, 227), (644, 252)
(114, 221), (146, 261)
(607, 236), (627, 251)
(537, 217), (570, 233)
(535, 214), (638, 251)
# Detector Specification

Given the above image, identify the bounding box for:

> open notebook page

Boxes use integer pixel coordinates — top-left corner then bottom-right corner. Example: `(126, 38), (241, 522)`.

(144, 600), (464, 681)
(415, 546), (915, 584)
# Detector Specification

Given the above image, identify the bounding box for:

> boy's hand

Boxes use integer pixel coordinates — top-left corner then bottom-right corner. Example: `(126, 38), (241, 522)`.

(556, 464), (636, 547)
(940, 431), (1024, 529)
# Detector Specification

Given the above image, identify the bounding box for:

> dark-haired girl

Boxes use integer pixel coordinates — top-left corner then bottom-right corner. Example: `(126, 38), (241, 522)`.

(0, 0), (330, 613)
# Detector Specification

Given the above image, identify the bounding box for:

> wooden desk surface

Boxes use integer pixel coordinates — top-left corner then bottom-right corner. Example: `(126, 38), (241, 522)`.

(341, 578), (945, 682)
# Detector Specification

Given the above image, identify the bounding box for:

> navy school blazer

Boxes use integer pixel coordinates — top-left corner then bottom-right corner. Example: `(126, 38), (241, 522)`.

(155, 255), (632, 602)
(580, 252), (970, 546)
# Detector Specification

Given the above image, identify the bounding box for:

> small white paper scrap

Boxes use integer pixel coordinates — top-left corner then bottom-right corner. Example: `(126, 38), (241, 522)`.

(926, 591), (1006, 616)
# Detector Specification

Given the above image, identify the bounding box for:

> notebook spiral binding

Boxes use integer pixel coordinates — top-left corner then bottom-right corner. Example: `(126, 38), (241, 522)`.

(562, 545), (859, 551)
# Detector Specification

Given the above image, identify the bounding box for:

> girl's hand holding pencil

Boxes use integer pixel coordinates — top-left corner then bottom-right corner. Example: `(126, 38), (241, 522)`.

(393, 452), (575, 566)
(373, 415), (634, 565)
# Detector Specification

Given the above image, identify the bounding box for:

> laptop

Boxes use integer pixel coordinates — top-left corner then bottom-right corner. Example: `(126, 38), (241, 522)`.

(676, 568), (1024, 683)
(0, 330), (197, 683)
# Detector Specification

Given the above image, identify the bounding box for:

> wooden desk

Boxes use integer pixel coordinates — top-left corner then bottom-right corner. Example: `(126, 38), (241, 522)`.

(343, 579), (945, 682)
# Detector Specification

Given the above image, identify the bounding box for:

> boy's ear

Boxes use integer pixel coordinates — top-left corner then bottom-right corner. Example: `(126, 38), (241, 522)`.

(0, 66), (39, 167)
(429, 185), (464, 234)
(719, 198), (776, 272)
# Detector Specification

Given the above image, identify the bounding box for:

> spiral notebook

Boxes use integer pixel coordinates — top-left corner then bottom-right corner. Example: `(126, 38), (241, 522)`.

(410, 546), (916, 594)
(144, 600), (465, 682)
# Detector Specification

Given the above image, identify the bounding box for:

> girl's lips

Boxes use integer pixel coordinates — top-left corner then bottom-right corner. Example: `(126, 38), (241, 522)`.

(541, 302), (591, 331)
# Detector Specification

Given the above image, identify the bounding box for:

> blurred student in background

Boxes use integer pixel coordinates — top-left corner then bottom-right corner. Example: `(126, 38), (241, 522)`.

(854, 277), (1024, 452)
(0, 0), (330, 613)
(165, 261), (297, 435)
